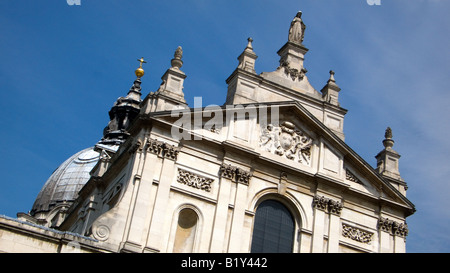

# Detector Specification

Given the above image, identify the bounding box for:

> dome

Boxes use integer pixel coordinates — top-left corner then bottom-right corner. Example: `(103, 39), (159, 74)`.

(30, 147), (100, 216)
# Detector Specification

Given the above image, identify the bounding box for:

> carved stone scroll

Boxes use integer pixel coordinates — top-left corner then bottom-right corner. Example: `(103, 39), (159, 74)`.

(342, 224), (373, 244)
(177, 169), (213, 192)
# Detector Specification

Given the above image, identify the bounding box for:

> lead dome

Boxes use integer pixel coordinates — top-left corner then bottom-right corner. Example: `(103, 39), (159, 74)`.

(29, 147), (100, 224)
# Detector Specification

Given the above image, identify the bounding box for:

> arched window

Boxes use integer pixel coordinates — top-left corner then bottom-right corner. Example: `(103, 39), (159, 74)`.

(173, 208), (198, 253)
(251, 199), (295, 253)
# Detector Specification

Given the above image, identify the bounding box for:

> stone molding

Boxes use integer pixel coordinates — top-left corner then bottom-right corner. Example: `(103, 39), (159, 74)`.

(219, 163), (252, 186)
(145, 138), (179, 160)
(176, 169), (213, 192)
(342, 223), (374, 244)
(378, 217), (409, 237)
(312, 195), (343, 215)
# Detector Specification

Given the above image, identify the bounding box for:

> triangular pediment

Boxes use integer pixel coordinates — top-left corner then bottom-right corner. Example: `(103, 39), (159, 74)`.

(142, 101), (414, 215)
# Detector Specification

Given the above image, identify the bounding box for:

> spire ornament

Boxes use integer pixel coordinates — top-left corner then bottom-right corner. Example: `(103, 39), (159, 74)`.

(383, 127), (394, 149)
(171, 46), (183, 69)
(236, 38), (258, 73)
(329, 70), (336, 82)
(135, 57), (147, 78)
(100, 58), (145, 145)
(246, 37), (254, 50)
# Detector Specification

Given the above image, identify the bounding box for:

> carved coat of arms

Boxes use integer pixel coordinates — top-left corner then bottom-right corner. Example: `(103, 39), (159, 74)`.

(259, 121), (312, 165)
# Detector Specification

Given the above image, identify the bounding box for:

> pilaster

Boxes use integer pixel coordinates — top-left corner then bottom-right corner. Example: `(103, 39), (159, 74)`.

(311, 195), (343, 253)
(377, 217), (408, 253)
(143, 140), (180, 252)
(227, 168), (252, 252)
(209, 164), (234, 252)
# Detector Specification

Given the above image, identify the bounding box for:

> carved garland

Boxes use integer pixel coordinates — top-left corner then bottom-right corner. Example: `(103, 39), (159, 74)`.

(378, 217), (409, 237)
(177, 169), (213, 192)
(342, 224), (374, 244)
(219, 163), (252, 186)
(280, 61), (307, 81)
(312, 195), (343, 215)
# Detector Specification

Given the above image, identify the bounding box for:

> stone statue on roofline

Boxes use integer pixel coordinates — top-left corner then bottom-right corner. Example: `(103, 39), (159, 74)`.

(288, 11), (306, 45)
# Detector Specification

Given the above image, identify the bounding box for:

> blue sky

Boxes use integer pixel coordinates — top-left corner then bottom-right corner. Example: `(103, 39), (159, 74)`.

(0, 0), (449, 253)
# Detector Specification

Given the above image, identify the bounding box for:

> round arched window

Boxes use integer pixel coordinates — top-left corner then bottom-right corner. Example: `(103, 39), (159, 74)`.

(251, 199), (295, 253)
(173, 208), (198, 253)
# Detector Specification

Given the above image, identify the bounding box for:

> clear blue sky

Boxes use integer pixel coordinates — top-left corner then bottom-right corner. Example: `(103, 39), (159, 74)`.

(0, 0), (449, 253)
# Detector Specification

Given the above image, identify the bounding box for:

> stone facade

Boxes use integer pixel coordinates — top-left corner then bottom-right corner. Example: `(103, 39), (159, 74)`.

(0, 12), (414, 253)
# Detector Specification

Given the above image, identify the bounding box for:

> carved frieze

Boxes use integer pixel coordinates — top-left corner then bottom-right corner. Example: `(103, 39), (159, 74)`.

(259, 121), (312, 165)
(312, 195), (343, 215)
(378, 217), (409, 237)
(342, 223), (374, 244)
(219, 163), (252, 186)
(177, 169), (213, 192)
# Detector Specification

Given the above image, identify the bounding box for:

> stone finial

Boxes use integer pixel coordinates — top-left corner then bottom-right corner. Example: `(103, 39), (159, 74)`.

(246, 37), (254, 50)
(329, 70), (336, 82)
(383, 127), (395, 149)
(375, 126), (406, 195)
(237, 37), (258, 73)
(385, 127), (393, 139)
(321, 70), (341, 106)
(171, 46), (183, 69)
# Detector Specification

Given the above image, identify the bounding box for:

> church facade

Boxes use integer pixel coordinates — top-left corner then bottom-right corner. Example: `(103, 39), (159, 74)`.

(0, 12), (414, 253)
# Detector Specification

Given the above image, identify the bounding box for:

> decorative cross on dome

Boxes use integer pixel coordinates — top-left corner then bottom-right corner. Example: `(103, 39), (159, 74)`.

(135, 57), (147, 78)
